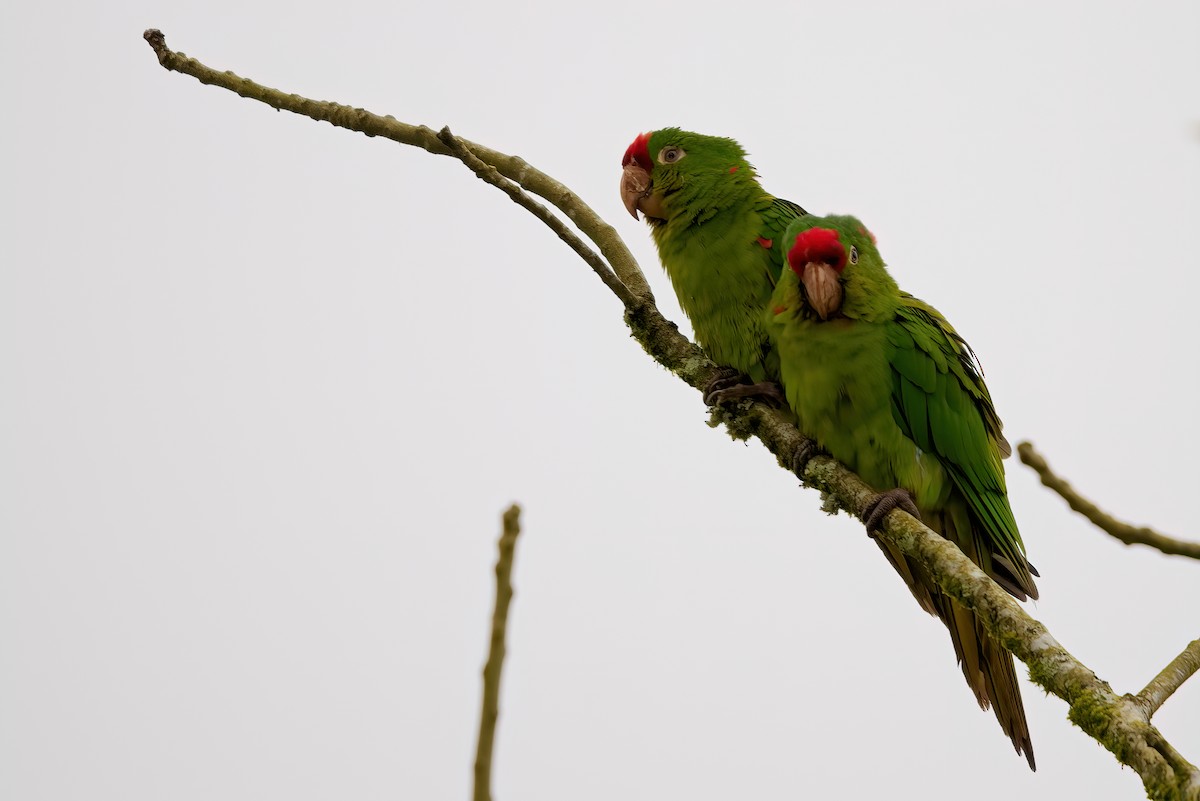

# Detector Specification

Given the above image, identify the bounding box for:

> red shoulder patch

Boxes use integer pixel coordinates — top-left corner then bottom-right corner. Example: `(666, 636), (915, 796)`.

(757, 237), (773, 249)
(729, 166), (739, 173)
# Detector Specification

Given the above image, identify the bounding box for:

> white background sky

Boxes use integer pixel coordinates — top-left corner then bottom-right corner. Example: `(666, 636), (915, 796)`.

(3, 1), (1198, 799)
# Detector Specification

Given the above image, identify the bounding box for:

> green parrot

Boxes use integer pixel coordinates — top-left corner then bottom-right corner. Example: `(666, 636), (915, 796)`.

(767, 214), (1039, 769)
(620, 128), (806, 401)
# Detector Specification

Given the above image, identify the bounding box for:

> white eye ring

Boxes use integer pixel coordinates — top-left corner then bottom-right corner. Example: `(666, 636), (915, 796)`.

(849, 246), (859, 265)
(658, 146), (686, 164)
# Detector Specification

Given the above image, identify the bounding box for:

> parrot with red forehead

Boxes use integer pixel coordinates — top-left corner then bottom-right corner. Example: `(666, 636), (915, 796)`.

(620, 128), (806, 401)
(768, 214), (1039, 769)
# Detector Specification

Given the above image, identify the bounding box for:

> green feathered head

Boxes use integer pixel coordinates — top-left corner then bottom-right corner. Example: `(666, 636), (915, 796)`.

(619, 128), (762, 226)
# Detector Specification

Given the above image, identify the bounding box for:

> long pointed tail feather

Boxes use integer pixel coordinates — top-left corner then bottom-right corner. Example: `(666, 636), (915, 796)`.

(872, 510), (1036, 770)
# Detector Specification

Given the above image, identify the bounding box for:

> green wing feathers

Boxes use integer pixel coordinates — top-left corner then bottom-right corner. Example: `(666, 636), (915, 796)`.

(888, 296), (1038, 600)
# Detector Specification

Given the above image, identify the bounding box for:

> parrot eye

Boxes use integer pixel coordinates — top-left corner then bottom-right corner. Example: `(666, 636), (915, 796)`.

(658, 147), (686, 164)
(848, 246), (859, 265)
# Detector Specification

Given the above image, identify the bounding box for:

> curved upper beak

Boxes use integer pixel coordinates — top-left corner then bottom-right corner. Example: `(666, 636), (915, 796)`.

(800, 262), (844, 320)
(620, 162), (665, 221)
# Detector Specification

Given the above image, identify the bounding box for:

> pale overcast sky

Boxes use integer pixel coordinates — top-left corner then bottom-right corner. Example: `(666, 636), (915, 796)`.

(3, 1), (1198, 799)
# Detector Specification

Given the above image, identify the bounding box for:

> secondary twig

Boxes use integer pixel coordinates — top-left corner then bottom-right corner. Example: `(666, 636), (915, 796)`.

(435, 127), (637, 307)
(1017, 441), (1200, 560)
(473, 504), (522, 801)
(140, 29), (654, 303)
(143, 31), (1199, 800)
(1136, 639), (1200, 717)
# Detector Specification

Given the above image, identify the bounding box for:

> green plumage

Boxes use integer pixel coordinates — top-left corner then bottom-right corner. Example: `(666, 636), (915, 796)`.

(634, 129), (805, 383)
(625, 131), (1038, 766)
(767, 214), (1038, 768)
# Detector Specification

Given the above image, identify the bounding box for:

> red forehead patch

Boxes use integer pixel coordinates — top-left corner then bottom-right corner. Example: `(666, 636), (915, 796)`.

(787, 227), (846, 275)
(622, 132), (652, 171)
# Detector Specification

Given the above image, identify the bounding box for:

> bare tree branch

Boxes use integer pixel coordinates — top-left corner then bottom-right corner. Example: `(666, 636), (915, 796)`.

(474, 504), (522, 801)
(142, 30), (1200, 801)
(141, 29), (654, 303)
(1136, 639), (1200, 718)
(1017, 441), (1200, 560)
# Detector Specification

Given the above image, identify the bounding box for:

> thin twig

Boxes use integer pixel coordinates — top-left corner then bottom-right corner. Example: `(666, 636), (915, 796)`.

(1018, 442), (1200, 560)
(1136, 639), (1200, 717)
(143, 32), (1199, 800)
(473, 504), (522, 801)
(140, 29), (654, 303)
(436, 127), (637, 308)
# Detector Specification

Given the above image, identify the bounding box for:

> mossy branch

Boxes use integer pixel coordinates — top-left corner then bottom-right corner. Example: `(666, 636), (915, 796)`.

(143, 30), (1199, 801)
(1136, 639), (1200, 717)
(474, 504), (522, 801)
(1018, 442), (1200, 560)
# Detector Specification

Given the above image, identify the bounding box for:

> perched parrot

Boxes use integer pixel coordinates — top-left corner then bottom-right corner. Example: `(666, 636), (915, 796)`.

(767, 214), (1039, 769)
(620, 128), (806, 400)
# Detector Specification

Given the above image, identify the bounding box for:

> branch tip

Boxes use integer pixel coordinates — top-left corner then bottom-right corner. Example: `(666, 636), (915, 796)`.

(143, 28), (170, 65)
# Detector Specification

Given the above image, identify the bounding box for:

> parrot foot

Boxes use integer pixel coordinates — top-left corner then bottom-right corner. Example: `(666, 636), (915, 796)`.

(862, 488), (921, 536)
(790, 437), (823, 479)
(703, 370), (785, 407)
(703, 367), (743, 402)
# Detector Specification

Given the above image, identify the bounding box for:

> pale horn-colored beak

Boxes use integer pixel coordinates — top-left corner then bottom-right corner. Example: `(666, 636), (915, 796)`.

(800, 262), (843, 320)
(620, 162), (665, 221)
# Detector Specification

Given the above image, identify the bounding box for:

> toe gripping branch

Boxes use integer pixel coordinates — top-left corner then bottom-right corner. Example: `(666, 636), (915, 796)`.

(703, 368), (785, 407)
(862, 488), (921, 535)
